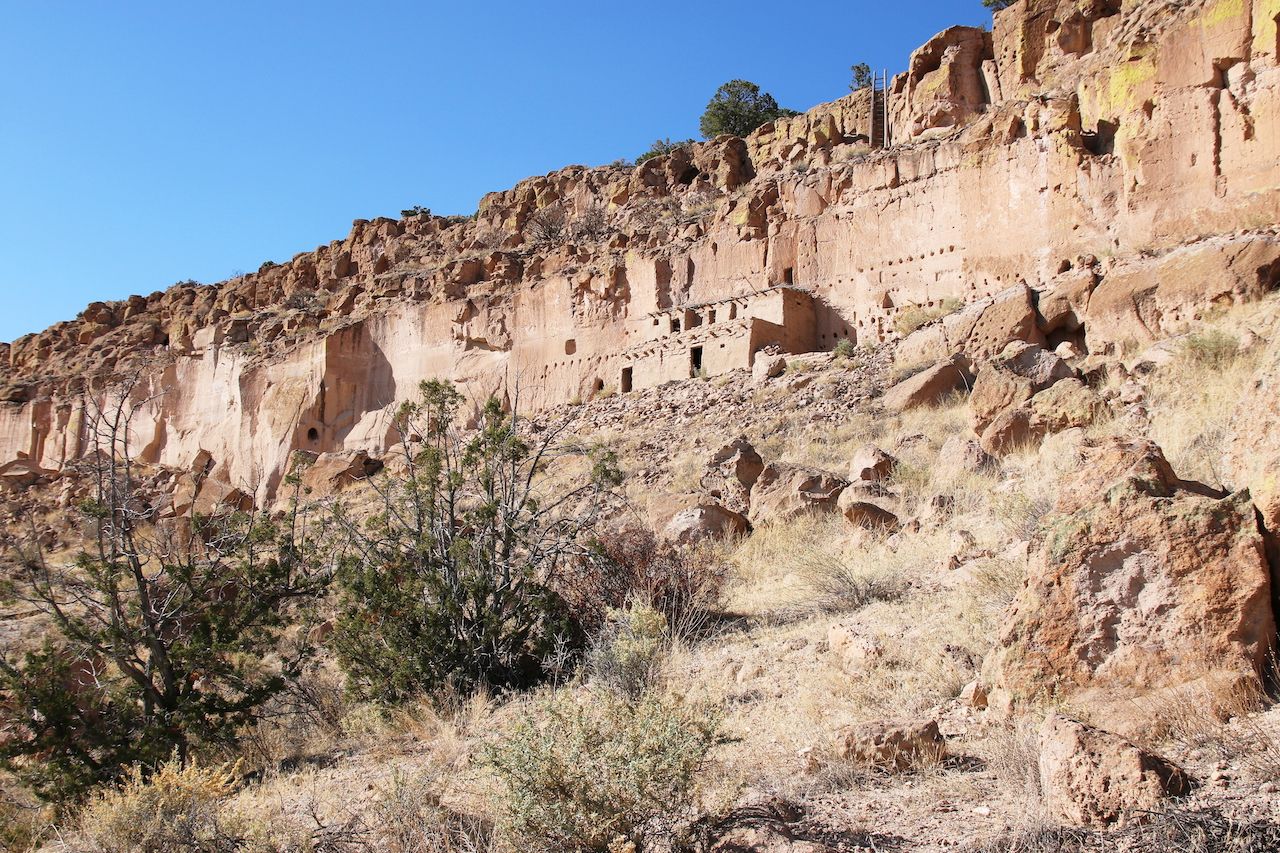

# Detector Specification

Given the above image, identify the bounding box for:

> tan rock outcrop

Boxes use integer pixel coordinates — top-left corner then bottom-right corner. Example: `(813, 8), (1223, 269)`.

(833, 719), (946, 771)
(701, 436), (765, 515)
(883, 356), (974, 412)
(748, 463), (847, 525)
(848, 445), (896, 484)
(983, 437), (1276, 731)
(837, 493), (900, 531)
(663, 502), (750, 548)
(1038, 713), (1191, 828)
(1, 0), (1276, 508)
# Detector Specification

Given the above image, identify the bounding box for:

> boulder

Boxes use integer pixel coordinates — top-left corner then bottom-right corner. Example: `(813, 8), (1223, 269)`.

(753, 352), (788, 383)
(298, 450), (384, 493)
(748, 463), (847, 525)
(883, 355), (974, 412)
(979, 406), (1041, 456)
(834, 719), (946, 770)
(1027, 378), (1103, 434)
(971, 344), (1087, 452)
(896, 284), (1041, 366)
(997, 341), (1076, 390)
(664, 502), (750, 548)
(937, 435), (996, 476)
(982, 437), (1276, 732)
(837, 492), (900, 531)
(827, 624), (885, 672)
(192, 478), (253, 517)
(849, 445), (897, 484)
(1036, 266), (1098, 335)
(701, 436), (765, 515)
(1039, 713), (1192, 828)
(1085, 234), (1280, 352)
(900, 26), (995, 139)
(970, 366), (1034, 434)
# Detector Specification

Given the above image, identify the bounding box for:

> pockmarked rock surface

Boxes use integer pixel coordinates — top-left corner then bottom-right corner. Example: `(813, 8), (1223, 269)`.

(1039, 713), (1192, 828)
(834, 718), (947, 771)
(982, 437), (1276, 731)
(3, 0), (1274, 508)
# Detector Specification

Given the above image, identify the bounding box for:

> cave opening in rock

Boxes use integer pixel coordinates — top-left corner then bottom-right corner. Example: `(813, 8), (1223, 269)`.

(307, 427), (319, 443)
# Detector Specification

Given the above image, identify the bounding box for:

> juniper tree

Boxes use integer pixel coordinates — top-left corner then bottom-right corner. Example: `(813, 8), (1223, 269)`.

(699, 80), (796, 139)
(0, 380), (330, 801)
(329, 380), (622, 704)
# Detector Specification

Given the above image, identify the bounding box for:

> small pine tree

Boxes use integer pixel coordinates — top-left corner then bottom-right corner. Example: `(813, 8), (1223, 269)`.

(699, 80), (796, 139)
(984, 0), (1015, 10)
(849, 62), (873, 91)
(0, 381), (329, 801)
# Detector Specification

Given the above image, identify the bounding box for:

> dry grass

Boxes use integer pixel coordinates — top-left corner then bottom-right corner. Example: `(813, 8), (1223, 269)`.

(893, 299), (963, 336)
(1142, 304), (1271, 486)
(1138, 668), (1280, 784)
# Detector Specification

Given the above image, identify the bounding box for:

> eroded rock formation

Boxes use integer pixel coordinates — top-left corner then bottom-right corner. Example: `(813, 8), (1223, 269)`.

(2, 0), (1278, 506)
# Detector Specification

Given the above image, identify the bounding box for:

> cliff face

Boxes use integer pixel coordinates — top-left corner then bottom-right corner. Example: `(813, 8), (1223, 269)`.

(2, 0), (1278, 502)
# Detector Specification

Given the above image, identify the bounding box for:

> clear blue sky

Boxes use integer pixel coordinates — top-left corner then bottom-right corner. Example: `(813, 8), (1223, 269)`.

(0, 1), (991, 343)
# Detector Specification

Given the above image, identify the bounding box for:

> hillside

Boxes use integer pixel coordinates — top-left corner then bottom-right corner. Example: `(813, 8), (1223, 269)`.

(3, 0), (1280, 851)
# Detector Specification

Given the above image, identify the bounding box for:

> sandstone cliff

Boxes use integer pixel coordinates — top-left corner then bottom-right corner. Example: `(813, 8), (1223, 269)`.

(2, 0), (1278, 504)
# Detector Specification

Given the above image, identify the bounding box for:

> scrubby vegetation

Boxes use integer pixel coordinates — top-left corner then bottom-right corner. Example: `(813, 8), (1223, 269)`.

(0, 386), (330, 802)
(330, 380), (621, 703)
(699, 79), (796, 139)
(636, 138), (695, 165)
(484, 691), (718, 852)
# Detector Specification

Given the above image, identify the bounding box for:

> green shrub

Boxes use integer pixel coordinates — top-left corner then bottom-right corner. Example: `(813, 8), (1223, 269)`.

(832, 338), (857, 359)
(849, 62), (873, 91)
(699, 80), (796, 139)
(636, 138), (695, 165)
(0, 392), (328, 802)
(587, 604), (669, 700)
(1181, 329), (1240, 369)
(485, 692), (718, 852)
(330, 381), (622, 704)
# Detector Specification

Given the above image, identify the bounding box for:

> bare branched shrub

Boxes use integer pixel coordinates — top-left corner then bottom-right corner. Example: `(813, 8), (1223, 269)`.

(284, 287), (321, 312)
(558, 527), (726, 642)
(568, 204), (611, 243)
(793, 550), (905, 614)
(961, 822), (1093, 853)
(629, 198), (677, 231)
(471, 224), (507, 251)
(679, 191), (716, 222)
(524, 204), (567, 245)
(1117, 806), (1280, 853)
(373, 770), (495, 853)
(1144, 668), (1280, 783)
